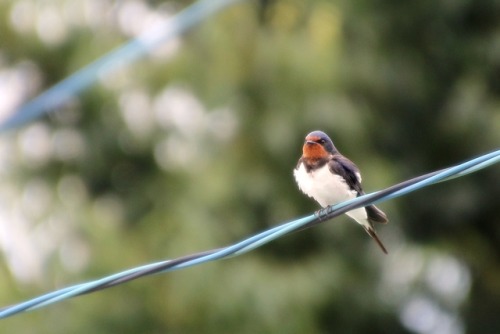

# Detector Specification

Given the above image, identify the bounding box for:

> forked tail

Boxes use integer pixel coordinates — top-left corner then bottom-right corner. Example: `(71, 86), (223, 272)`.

(364, 225), (388, 254)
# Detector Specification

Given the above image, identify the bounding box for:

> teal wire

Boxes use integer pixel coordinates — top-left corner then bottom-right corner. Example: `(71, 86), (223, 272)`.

(0, 149), (497, 319)
(0, 0), (244, 132)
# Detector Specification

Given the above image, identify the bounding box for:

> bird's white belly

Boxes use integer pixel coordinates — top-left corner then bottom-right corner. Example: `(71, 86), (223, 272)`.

(294, 163), (368, 222)
(294, 164), (355, 206)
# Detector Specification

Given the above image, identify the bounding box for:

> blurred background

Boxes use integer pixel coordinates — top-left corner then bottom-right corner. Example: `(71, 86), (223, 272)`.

(0, 0), (499, 333)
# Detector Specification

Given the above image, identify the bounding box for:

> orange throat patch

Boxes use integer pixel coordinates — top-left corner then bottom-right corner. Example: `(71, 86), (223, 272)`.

(302, 143), (329, 160)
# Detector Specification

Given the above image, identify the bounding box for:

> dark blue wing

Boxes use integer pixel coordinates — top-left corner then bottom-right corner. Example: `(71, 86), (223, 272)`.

(328, 154), (363, 195)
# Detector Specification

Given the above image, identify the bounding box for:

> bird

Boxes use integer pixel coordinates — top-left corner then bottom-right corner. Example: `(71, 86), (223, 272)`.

(293, 130), (389, 254)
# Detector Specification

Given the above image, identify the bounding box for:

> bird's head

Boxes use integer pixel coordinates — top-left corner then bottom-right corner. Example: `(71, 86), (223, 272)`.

(302, 130), (337, 160)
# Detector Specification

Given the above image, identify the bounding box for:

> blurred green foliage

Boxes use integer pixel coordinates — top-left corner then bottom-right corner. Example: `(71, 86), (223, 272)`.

(0, 0), (498, 333)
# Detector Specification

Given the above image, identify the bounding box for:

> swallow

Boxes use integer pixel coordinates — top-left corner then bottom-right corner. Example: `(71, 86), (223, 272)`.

(294, 130), (389, 254)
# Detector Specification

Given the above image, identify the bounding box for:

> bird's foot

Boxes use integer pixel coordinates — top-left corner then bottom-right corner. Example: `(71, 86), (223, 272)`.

(314, 205), (332, 221)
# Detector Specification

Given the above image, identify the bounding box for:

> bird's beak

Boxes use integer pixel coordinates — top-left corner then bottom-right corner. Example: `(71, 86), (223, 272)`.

(305, 140), (316, 145)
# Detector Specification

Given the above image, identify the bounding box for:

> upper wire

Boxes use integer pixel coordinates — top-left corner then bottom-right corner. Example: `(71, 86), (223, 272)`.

(0, 0), (244, 132)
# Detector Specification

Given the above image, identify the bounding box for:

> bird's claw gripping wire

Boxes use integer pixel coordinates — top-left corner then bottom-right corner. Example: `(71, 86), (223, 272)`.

(314, 205), (333, 222)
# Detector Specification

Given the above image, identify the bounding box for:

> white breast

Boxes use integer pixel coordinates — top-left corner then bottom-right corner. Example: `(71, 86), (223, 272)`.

(294, 162), (369, 226)
(293, 163), (356, 207)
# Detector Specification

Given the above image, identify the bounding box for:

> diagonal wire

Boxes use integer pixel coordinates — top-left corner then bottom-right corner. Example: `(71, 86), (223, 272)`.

(0, 149), (498, 319)
(0, 0), (244, 132)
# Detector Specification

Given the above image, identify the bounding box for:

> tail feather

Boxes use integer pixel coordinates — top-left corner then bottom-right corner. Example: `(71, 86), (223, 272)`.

(366, 205), (388, 224)
(364, 225), (388, 254)
(346, 206), (389, 254)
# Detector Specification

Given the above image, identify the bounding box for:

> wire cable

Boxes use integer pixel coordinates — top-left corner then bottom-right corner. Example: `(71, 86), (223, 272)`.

(0, 0), (244, 132)
(0, 149), (498, 319)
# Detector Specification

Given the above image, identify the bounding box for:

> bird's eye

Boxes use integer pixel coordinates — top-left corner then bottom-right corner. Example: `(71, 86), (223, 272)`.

(318, 139), (326, 144)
